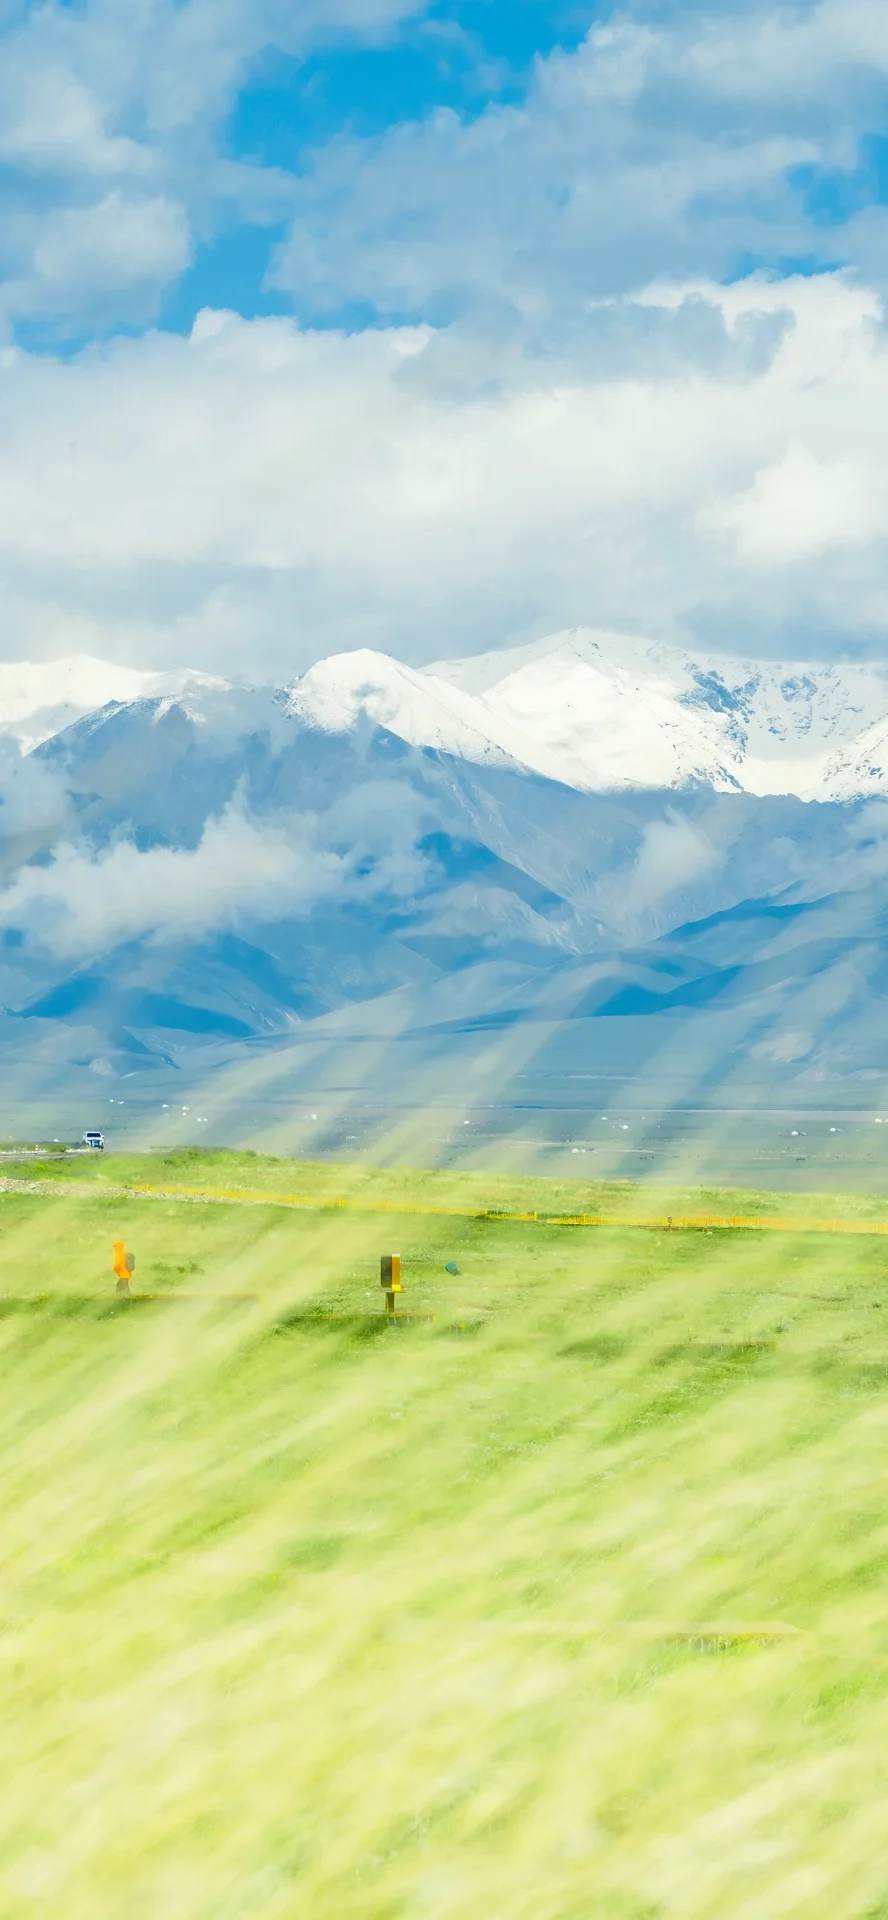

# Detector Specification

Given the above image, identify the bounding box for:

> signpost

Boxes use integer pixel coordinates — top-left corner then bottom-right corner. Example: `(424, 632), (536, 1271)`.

(381, 1253), (401, 1316)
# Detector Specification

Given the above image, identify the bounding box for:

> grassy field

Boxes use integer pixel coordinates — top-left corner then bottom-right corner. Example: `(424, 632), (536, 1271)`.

(2, 1151), (888, 1917)
(13, 1140), (888, 1221)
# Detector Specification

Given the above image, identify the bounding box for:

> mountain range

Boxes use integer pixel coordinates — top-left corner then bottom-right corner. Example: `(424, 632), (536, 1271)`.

(290, 629), (888, 804)
(2, 628), (888, 1160)
(6, 627), (888, 800)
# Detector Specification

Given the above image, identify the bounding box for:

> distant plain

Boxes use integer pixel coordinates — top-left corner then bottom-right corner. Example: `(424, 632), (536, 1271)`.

(7, 1098), (888, 1194)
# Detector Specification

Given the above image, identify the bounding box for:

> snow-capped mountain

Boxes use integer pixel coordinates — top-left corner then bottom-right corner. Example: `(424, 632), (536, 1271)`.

(9, 631), (888, 800)
(0, 683), (871, 1090)
(289, 628), (888, 802)
(5, 629), (888, 1144)
(0, 655), (228, 752)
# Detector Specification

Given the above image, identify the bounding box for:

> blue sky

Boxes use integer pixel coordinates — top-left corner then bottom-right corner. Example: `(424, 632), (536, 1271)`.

(184, 0), (597, 328)
(2, 0), (609, 348)
(1, 0), (888, 676)
(4, 0), (885, 347)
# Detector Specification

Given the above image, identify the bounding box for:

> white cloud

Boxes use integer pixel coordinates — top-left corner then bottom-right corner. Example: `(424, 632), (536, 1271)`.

(749, 1029), (814, 1062)
(629, 815), (720, 908)
(0, 0), (422, 165)
(0, 801), (349, 956)
(0, 767), (436, 956)
(0, 2), (887, 668)
(0, 0), (428, 332)
(0, 740), (69, 871)
(703, 443), (880, 566)
(1, 0), (886, 342)
(1, 272), (888, 669)
(1, 193), (191, 325)
(0, 0), (885, 353)
(686, 0), (888, 103)
(0, 62), (147, 177)
(270, 1), (888, 324)
(598, 811), (722, 932)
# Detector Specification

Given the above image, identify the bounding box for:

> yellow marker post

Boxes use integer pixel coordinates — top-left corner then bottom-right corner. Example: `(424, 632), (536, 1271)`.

(381, 1253), (401, 1317)
(112, 1240), (135, 1296)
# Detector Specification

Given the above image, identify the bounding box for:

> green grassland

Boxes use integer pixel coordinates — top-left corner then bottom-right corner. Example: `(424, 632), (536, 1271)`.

(2, 1153), (888, 1917)
(14, 1140), (888, 1221)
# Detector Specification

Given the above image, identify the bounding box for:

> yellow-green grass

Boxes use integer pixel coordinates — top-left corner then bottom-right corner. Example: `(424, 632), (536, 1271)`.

(2, 1164), (888, 1917)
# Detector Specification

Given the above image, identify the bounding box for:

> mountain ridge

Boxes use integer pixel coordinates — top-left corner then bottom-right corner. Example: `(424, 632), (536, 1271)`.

(291, 628), (888, 801)
(0, 655), (229, 752)
(8, 630), (888, 800)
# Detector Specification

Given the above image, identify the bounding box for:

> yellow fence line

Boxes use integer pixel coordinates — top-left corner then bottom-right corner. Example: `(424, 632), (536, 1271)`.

(122, 1182), (888, 1238)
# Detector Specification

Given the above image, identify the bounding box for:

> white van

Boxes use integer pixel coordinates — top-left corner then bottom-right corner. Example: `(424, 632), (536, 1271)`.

(82, 1131), (105, 1151)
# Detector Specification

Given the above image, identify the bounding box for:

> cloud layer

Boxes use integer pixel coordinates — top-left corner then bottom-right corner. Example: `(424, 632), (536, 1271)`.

(1, 1), (888, 673)
(272, 0), (888, 325)
(1, 271), (888, 670)
(0, 0), (424, 333)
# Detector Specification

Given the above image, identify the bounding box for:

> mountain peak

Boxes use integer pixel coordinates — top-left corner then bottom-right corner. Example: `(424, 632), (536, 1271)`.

(8, 634), (888, 801)
(0, 655), (229, 752)
(289, 629), (888, 800)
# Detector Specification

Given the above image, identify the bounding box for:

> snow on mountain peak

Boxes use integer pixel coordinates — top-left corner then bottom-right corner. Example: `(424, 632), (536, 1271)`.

(8, 634), (888, 802)
(0, 655), (228, 752)
(288, 628), (888, 801)
(288, 648), (534, 773)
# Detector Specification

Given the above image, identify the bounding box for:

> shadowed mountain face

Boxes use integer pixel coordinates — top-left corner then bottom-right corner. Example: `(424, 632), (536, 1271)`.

(2, 686), (888, 1135)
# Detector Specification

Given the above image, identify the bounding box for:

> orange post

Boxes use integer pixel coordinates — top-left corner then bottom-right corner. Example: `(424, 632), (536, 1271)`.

(112, 1240), (135, 1295)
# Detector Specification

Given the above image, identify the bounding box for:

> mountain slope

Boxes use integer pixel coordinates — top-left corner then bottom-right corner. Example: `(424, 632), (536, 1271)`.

(0, 683), (878, 1116)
